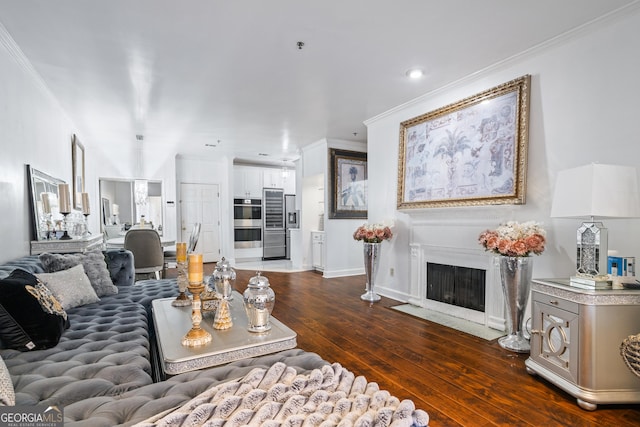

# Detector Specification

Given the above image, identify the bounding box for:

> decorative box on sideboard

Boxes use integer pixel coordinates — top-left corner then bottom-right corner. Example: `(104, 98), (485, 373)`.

(525, 278), (640, 410)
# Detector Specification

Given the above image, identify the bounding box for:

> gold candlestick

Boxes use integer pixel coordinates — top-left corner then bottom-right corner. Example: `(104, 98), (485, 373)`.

(181, 254), (212, 347)
(181, 280), (212, 347)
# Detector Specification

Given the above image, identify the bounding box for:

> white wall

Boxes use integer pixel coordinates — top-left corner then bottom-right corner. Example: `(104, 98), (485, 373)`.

(0, 41), (71, 262)
(0, 24), (140, 262)
(300, 140), (327, 270)
(300, 138), (368, 277)
(323, 139), (367, 278)
(301, 174), (323, 269)
(0, 21), (182, 263)
(365, 8), (640, 301)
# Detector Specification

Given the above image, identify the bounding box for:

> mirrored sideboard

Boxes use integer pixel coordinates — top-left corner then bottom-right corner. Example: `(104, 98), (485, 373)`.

(30, 234), (103, 255)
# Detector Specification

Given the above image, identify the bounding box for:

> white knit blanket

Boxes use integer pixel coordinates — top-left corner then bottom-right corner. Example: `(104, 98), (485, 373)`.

(134, 362), (430, 427)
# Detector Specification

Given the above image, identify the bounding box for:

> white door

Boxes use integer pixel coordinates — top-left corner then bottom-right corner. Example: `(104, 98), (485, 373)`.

(180, 183), (221, 263)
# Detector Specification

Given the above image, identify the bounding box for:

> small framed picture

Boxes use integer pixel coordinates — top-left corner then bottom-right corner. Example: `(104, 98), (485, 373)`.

(329, 148), (367, 219)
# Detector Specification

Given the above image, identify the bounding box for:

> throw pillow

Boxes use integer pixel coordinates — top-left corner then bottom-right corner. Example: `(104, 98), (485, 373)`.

(0, 356), (15, 406)
(0, 269), (68, 351)
(39, 250), (118, 296)
(36, 264), (100, 310)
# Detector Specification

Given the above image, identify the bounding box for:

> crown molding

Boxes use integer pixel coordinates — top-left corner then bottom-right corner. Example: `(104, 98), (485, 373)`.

(365, 0), (640, 126)
(0, 21), (68, 117)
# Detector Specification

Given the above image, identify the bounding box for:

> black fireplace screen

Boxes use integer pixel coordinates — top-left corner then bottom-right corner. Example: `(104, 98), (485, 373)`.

(426, 263), (486, 312)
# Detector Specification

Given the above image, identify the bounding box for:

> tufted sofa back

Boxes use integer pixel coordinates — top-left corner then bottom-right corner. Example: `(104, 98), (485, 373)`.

(0, 249), (134, 288)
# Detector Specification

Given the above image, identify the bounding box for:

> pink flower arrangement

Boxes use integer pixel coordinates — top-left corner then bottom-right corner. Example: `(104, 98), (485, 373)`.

(478, 221), (546, 257)
(353, 223), (393, 244)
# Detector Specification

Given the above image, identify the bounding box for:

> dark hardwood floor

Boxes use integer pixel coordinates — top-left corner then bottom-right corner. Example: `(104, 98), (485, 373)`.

(191, 265), (640, 426)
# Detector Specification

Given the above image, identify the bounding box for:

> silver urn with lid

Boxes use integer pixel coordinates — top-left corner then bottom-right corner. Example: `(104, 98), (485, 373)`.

(243, 272), (275, 333)
(211, 257), (235, 300)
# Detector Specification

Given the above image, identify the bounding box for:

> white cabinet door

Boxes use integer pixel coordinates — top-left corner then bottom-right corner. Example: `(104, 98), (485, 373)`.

(233, 168), (246, 198)
(311, 232), (324, 270)
(263, 169), (284, 189)
(234, 166), (264, 198)
(244, 168), (263, 198)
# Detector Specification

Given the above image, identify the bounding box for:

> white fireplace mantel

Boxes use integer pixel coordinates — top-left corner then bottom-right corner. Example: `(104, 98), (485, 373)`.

(409, 243), (505, 331)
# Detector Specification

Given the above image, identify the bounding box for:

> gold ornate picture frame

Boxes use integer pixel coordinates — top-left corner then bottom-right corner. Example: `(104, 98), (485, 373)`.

(397, 75), (530, 209)
(71, 134), (85, 210)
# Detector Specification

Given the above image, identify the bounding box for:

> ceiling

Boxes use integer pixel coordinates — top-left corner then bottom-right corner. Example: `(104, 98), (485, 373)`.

(0, 0), (635, 165)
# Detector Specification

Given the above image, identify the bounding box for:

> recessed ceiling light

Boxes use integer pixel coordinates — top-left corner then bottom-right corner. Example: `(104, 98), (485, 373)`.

(406, 68), (425, 79)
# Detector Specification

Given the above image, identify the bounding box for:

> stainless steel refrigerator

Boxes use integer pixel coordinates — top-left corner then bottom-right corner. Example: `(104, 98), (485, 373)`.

(284, 194), (299, 259)
(263, 188), (286, 259)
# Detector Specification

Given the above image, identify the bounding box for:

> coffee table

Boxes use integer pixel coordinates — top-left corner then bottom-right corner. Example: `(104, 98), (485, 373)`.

(151, 294), (297, 377)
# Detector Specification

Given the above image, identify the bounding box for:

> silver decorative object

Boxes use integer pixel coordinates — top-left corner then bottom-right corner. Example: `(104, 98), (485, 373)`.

(361, 242), (381, 302)
(212, 257), (235, 301)
(498, 256), (532, 353)
(243, 272), (275, 333)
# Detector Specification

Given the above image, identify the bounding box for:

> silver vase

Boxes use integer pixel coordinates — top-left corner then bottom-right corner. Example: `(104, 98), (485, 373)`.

(361, 242), (381, 302)
(498, 256), (533, 353)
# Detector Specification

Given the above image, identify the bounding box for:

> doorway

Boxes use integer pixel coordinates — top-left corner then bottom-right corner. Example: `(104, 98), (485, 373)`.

(180, 183), (221, 263)
(99, 178), (163, 231)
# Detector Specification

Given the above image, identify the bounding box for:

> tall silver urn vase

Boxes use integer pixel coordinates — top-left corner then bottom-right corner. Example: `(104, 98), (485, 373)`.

(498, 256), (533, 353)
(361, 242), (382, 302)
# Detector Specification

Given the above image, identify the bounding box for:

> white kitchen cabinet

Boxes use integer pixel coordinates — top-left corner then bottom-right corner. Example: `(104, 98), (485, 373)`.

(311, 231), (325, 271)
(263, 168), (296, 194)
(263, 169), (284, 189)
(234, 166), (264, 198)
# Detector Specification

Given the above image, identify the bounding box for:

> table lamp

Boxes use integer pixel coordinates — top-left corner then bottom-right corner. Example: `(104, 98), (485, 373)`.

(550, 163), (640, 288)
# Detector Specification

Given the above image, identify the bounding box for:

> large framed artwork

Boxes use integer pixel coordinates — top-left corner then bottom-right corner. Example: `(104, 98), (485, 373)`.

(329, 148), (367, 219)
(397, 75), (530, 209)
(71, 134), (85, 210)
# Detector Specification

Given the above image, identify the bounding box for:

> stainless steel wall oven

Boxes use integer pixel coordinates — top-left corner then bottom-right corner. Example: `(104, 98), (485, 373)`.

(234, 198), (262, 248)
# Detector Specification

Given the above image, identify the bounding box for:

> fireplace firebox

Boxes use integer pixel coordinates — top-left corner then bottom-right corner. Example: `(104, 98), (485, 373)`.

(427, 262), (486, 312)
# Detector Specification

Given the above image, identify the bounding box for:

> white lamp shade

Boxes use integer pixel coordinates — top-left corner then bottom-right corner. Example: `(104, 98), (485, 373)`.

(550, 163), (640, 219)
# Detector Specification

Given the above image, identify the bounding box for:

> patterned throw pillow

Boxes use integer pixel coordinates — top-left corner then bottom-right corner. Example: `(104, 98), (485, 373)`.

(0, 356), (15, 406)
(36, 264), (100, 310)
(39, 250), (118, 296)
(0, 269), (68, 351)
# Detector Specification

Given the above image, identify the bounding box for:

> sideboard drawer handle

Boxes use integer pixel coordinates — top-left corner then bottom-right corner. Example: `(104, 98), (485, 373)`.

(549, 300), (559, 305)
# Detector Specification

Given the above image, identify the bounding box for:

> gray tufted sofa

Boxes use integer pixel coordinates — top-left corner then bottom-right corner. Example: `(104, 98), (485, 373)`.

(0, 249), (328, 426)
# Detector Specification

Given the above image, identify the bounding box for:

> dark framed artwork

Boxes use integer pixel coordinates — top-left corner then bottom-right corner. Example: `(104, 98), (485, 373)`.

(71, 134), (85, 210)
(397, 75), (530, 209)
(329, 148), (367, 219)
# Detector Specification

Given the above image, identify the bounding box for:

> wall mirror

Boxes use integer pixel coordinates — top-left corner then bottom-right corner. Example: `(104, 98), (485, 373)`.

(27, 165), (65, 240)
(99, 178), (163, 235)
